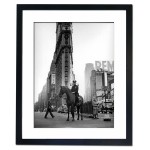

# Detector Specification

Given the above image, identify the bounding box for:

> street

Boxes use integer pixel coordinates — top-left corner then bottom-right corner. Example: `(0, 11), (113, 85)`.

(34, 112), (114, 128)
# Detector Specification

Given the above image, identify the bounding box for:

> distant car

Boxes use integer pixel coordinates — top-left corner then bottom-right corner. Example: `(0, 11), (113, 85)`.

(43, 108), (47, 112)
(57, 105), (68, 113)
(57, 105), (77, 113)
(51, 106), (57, 112)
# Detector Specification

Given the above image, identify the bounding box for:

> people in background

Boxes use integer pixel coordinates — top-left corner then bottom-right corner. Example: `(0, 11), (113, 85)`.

(92, 96), (99, 119)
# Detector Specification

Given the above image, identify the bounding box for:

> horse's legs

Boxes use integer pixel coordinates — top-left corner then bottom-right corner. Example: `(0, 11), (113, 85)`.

(77, 106), (79, 120)
(66, 105), (69, 121)
(80, 105), (83, 120)
(71, 105), (75, 121)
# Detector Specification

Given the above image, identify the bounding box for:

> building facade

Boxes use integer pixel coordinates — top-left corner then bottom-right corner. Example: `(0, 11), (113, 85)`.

(84, 63), (94, 102)
(37, 83), (47, 111)
(47, 59), (56, 105)
(54, 22), (75, 106)
(90, 70), (104, 101)
(90, 69), (114, 102)
(36, 23), (75, 109)
(107, 72), (114, 100)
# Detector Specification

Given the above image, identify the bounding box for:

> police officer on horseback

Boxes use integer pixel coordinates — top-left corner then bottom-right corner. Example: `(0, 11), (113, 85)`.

(71, 80), (79, 105)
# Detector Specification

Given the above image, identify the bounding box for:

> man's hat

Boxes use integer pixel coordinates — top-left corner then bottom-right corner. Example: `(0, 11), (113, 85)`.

(73, 80), (76, 83)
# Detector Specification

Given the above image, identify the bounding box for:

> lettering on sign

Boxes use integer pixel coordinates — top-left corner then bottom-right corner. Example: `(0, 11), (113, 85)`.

(95, 61), (114, 72)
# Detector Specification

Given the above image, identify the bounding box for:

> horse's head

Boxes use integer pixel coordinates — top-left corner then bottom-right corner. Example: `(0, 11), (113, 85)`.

(59, 86), (66, 98)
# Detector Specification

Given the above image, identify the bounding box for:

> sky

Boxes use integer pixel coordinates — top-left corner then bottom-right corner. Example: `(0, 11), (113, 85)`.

(34, 23), (114, 102)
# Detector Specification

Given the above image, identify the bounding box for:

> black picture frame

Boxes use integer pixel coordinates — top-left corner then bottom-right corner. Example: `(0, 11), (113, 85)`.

(16, 4), (132, 145)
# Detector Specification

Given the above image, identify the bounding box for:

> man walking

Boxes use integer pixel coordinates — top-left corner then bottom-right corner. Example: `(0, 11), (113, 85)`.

(44, 98), (55, 119)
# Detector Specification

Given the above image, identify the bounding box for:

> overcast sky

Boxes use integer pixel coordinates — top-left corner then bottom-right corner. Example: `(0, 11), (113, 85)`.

(34, 23), (114, 102)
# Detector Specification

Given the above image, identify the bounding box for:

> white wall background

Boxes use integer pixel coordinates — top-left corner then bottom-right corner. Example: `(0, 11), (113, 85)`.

(0, 0), (150, 149)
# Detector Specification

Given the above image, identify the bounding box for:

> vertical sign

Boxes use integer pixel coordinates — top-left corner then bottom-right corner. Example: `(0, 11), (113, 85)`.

(51, 74), (56, 84)
(104, 72), (108, 86)
(62, 53), (65, 86)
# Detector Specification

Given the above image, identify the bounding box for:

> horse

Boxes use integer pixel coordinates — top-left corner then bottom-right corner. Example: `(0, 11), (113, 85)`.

(59, 86), (83, 121)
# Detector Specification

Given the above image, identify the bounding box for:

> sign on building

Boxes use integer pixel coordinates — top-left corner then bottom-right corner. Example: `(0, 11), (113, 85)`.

(104, 72), (108, 86)
(51, 74), (55, 84)
(95, 61), (114, 72)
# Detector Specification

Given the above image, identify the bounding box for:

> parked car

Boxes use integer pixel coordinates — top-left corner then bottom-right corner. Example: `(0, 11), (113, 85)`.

(51, 106), (57, 112)
(57, 105), (68, 113)
(43, 108), (47, 112)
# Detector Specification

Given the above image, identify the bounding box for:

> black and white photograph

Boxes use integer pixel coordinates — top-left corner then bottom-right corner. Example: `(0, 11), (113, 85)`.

(16, 4), (132, 145)
(34, 22), (114, 128)
(3, 0), (150, 149)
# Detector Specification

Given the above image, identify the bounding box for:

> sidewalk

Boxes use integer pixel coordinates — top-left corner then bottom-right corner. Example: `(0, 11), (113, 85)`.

(75, 112), (114, 119)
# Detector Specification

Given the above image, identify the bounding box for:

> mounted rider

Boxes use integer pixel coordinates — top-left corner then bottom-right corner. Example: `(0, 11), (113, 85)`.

(71, 80), (79, 105)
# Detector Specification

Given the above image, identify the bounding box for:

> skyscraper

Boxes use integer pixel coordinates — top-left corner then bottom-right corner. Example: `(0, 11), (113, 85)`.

(54, 23), (75, 105)
(84, 63), (94, 102)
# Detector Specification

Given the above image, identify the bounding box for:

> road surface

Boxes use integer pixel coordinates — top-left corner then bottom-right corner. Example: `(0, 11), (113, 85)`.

(34, 112), (114, 128)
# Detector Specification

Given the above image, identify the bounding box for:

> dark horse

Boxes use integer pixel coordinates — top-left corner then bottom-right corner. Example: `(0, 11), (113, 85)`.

(59, 86), (83, 121)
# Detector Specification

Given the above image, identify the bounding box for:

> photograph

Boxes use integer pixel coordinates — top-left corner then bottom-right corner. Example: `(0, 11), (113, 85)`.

(16, 4), (132, 145)
(3, 0), (150, 149)
(34, 22), (114, 128)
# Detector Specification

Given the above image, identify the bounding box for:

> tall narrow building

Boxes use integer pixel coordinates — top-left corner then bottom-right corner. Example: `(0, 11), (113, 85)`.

(54, 22), (74, 100)
(84, 63), (94, 102)
(90, 70), (104, 101)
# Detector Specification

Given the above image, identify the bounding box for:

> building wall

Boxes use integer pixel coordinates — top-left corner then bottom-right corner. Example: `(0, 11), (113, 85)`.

(90, 70), (114, 102)
(46, 59), (56, 106)
(45, 23), (75, 107)
(95, 71), (103, 101)
(90, 70), (96, 99)
(54, 23), (74, 107)
(96, 71), (103, 90)
(38, 84), (47, 111)
(56, 54), (62, 95)
(84, 63), (94, 102)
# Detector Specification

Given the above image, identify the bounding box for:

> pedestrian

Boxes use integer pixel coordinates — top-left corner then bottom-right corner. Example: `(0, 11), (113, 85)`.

(44, 99), (55, 119)
(92, 96), (99, 119)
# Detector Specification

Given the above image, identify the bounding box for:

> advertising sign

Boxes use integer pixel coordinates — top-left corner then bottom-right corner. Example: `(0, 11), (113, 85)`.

(51, 74), (55, 84)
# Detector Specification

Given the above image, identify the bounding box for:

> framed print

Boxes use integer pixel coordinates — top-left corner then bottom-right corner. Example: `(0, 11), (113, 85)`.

(16, 4), (132, 145)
